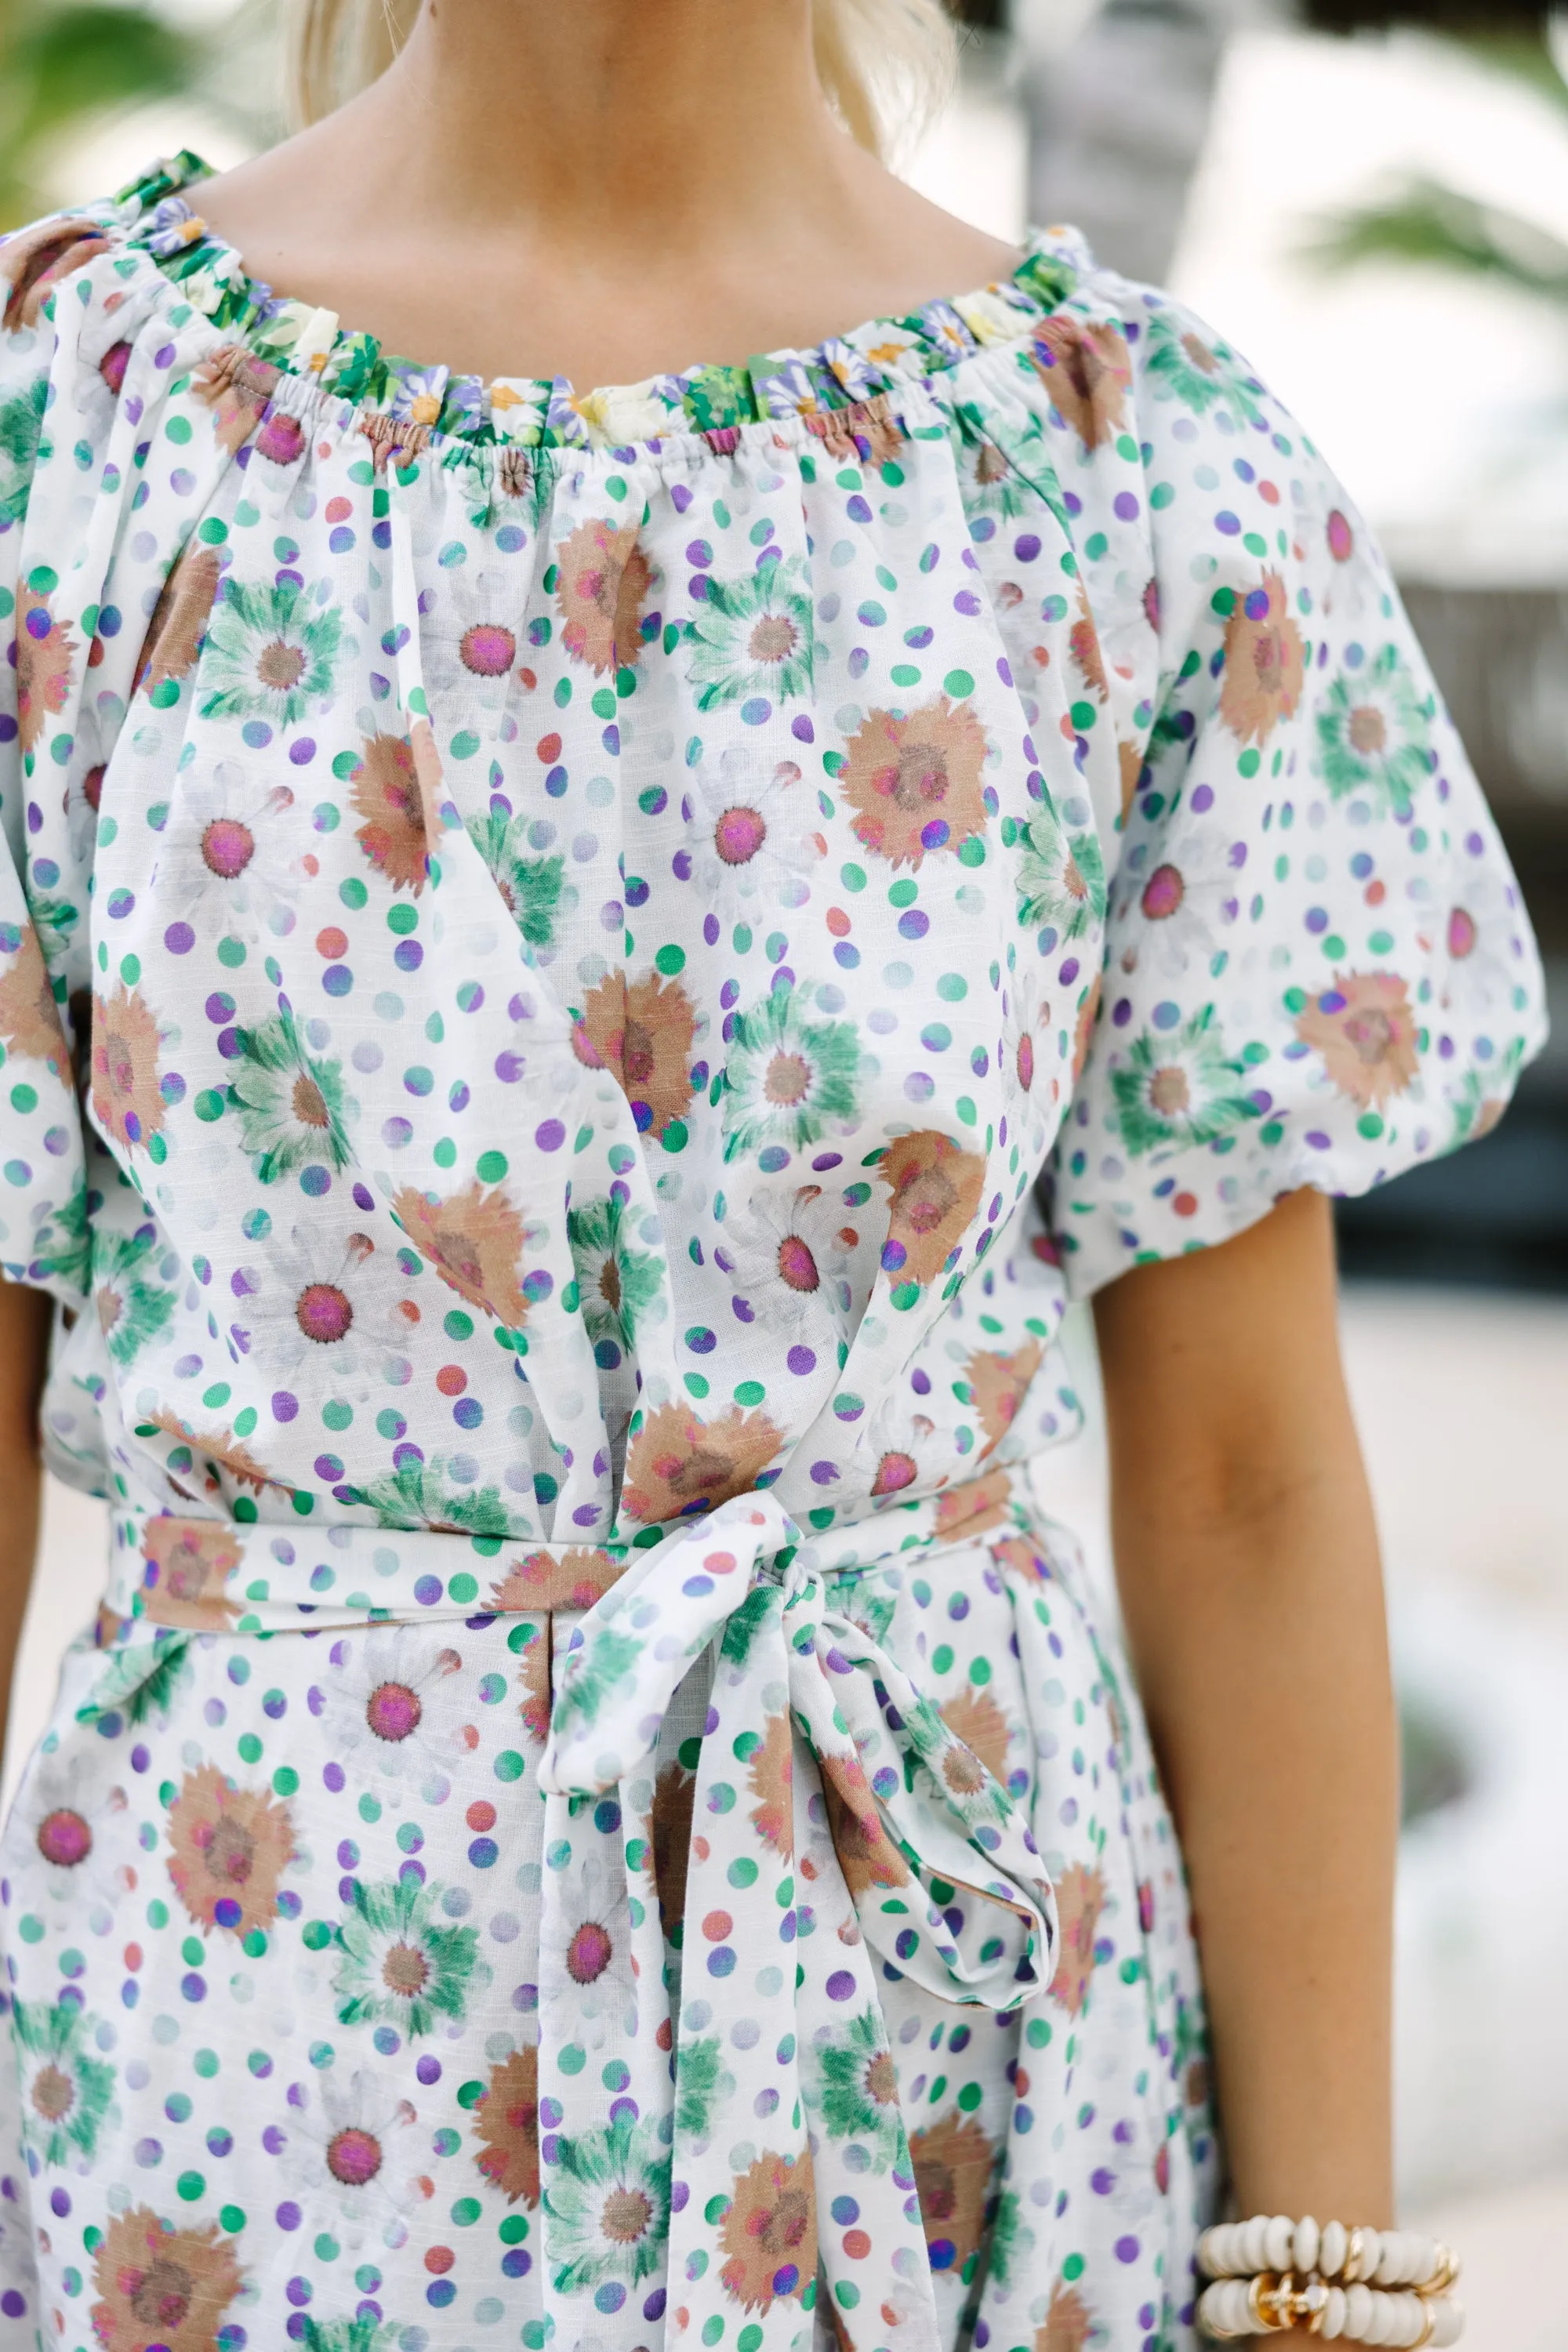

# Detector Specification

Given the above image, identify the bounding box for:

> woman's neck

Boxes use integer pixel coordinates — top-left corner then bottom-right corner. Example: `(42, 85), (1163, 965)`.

(192, 0), (1018, 387)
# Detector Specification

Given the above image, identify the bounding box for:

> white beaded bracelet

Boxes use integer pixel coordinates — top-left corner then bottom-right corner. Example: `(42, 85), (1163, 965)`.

(1196, 2216), (1463, 2346)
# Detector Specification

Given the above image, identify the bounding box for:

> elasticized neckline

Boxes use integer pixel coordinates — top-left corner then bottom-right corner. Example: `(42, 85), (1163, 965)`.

(108, 150), (1085, 454)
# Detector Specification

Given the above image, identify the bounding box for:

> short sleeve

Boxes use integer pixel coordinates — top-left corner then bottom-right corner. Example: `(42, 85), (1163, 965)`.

(1044, 289), (1548, 1297)
(0, 220), (100, 1305)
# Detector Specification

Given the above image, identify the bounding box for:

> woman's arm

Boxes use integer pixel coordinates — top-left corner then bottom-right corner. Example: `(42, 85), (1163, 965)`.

(0, 1282), (53, 1763)
(1093, 1188), (1397, 2225)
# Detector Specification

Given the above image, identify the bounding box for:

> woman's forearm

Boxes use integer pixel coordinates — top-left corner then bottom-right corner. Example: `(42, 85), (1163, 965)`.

(1093, 1190), (1398, 2226)
(0, 1281), (53, 1764)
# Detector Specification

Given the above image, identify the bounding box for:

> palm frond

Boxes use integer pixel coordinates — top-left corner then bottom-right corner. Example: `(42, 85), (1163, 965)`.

(1308, 176), (1568, 311)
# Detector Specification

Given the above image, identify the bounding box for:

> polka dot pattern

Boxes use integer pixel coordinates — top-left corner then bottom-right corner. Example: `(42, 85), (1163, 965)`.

(0, 150), (1540, 2352)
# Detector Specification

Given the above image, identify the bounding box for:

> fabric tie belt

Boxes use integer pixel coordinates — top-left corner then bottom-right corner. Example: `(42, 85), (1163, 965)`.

(95, 1471), (1059, 2350)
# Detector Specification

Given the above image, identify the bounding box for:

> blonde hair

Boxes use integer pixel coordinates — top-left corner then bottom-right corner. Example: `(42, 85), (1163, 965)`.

(286, 0), (956, 160)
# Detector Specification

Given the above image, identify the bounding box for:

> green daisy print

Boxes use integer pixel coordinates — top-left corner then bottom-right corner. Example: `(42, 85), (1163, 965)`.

(544, 2111), (671, 2295)
(12, 1997), (116, 2168)
(685, 554), (815, 712)
(0, 373), (46, 529)
(1314, 646), (1434, 817)
(230, 1007), (354, 1181)
(1015, 817), (1106, 941)
(673, 2035), (734, 2145)
(810, 2004), (906, 2170)
(198, 576), (343, 731)
(34, 1174), (91, 1296)
(303, 2321), (401, 2352)
(721, 985), (864, 1160)
(1144, 307), (1262, 425)
(567, 1192), (663, 1353)
(310, 2326), (398, 2352)
(549, 1625), (643, 1742)
(333, 1877), (480, 2040)
(91, 1227), (177, 1368)
(468, 807), (567, 949)
(352, 1456), (518, 1537)
(1110, 1007), (1258, 1157)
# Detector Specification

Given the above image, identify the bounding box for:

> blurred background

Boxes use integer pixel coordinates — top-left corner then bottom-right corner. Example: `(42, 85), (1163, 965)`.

(2, 2), (1566, 2341)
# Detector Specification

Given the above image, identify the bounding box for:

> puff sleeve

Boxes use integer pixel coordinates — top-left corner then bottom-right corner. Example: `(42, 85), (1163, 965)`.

(1044, 288), (1548, 1297)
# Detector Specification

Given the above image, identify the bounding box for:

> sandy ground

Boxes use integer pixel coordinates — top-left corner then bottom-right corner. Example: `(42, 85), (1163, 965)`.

(4, 1284), (1566, 2345)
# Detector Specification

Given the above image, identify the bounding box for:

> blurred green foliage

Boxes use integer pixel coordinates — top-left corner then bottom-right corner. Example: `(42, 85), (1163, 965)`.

(1312, 30), (1568, 309)
(0, 0), (280, 231)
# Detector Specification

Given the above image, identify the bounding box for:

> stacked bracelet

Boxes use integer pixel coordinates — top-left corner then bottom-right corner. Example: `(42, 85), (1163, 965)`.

(1196, 2217), (1463, 2345)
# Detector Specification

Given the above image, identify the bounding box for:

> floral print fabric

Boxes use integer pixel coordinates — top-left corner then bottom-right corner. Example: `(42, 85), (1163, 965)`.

(0, 150), (1542, 2352)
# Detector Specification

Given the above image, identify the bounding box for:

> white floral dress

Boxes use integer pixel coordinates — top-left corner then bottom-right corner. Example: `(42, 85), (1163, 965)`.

(0, 154), (1543, 2352)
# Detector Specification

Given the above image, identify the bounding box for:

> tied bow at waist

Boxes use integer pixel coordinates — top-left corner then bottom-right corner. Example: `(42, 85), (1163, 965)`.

(541, 1488), (1058, 2014)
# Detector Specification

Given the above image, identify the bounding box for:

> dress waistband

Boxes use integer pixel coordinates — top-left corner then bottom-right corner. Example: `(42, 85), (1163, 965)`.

(105, 1461), (1025, 1640)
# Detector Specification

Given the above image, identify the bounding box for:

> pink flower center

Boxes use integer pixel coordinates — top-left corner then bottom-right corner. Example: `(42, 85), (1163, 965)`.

(873, 1450), (918, 1497)
(327, 2125), (383, 2187)
(1447, 907), (1477, 960)
(295, 1280), (354, 1345)
(1016, 1033), (1035, 1092)
(83, 762), (106, 813)
(714, 806), (767, 866)
(37, 1809), (92, 1867)
(775, 1235), (819, 1294)
(567, 1920), (614, 1984)
(1141, 864), (1185, 921)
(366, 1681), (423, 1743)
(460, 622), (517, 677)
(201, 816), (256, 880)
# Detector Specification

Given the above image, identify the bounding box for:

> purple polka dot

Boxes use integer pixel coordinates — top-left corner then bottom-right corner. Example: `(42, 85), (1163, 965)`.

(164, 921), (194, 954)
(825, 1969), (856, 2001)
(1116, 2234), (1142, 2264)
(535, 1119), (564, 1152)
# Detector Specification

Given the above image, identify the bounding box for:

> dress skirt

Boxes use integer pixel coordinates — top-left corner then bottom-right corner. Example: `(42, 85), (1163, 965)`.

(0, 1466), (1216, 2352)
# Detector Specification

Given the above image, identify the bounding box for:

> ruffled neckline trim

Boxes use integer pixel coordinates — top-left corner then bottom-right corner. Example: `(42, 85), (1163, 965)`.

(107, 150), (1086, 452)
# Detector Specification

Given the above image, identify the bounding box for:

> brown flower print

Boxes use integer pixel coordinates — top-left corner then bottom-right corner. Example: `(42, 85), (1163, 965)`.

(1048, 1860), (1107, 2016)
(878, 1130), (987, 1286)
(16, 585), (76, 756)
(90, 983), (165, 1152)
(573, 967), (696, 1141)
(165, 1762), (295, 1939)
(191, 347), (281, 456)
(135, 544), (223, 695)
(516, 1621), (551, 1744)
(149, 1410), (273, 1497)
(474, 2044), (540, 2206)
(1, 217), (110, 332)
(622, 1400), (782, 1524)
(555, 514), (653, 676)
(140, 1516), (245, 1632)
(1038, 2277), (1095, 2352)
(840, 693), (989, 869)
(491, 1547), (621, 1613)
(1070, 586), (1109, 702)
(1218, 572), (1305, 747)
(649, 1759), (696, 1936)
(967, 1339), (1044, 1459)
(350, 724), (441, 893)
(91, 2205), (244, 2352)
(1295, 971), (1419, 1109)
(940, 1686), (1012, 1786)
(909, 2110), (996, 2274)
(1119, 737), (1145, 821)
(0, 921), (67, 1072)
(718, 2147), (817, 2312)
(1031, 318), (1132, 450)
(821, 1752), (910, 1896)
(747, 1712), (794, 1860)
(393, 1178), (529, 1326)
(935, 1465), (1012, 1541)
